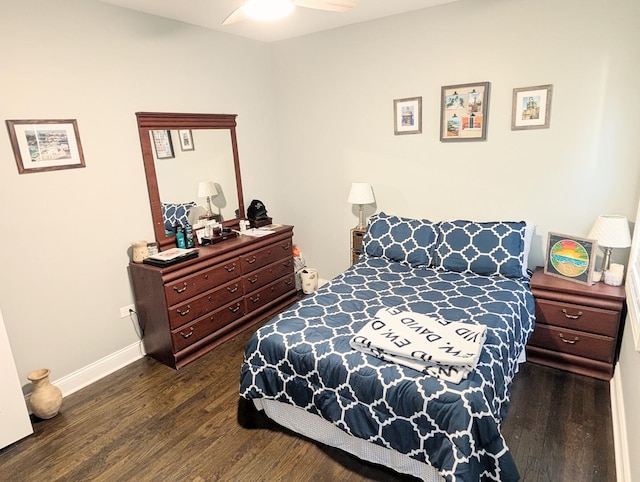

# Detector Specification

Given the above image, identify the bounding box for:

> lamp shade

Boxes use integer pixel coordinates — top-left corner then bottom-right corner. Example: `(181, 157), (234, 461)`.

(588, 215), (631, 248)
(197, 180), (217, 198)
(348, 182), (375, 205)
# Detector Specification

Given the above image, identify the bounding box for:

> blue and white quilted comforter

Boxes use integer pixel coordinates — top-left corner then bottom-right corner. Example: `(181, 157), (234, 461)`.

(240, 258), (535, 481)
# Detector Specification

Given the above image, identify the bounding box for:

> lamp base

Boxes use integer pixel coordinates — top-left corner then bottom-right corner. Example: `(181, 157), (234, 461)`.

(356, 204), (366, 230)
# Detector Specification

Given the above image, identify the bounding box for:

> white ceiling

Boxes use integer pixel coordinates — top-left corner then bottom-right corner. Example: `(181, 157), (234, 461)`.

(97, 0), (459, 43)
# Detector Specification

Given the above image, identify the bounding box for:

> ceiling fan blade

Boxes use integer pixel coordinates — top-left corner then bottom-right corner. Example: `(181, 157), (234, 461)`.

(222, 6), (246, 25)
(293, 0), (358, 12)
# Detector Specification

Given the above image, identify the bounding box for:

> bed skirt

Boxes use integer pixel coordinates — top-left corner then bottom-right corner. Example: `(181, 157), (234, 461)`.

(253, 398), (444, 482)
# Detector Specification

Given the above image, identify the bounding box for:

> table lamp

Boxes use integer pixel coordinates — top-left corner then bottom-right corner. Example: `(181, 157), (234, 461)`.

(588, 214), (631, 275)
(198, 180), (218, 218)
(348, 182), (375, 229)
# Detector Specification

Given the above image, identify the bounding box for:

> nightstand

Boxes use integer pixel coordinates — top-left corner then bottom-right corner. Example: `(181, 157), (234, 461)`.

(351, 227), (365, 264)
(526, 267), (626, 380)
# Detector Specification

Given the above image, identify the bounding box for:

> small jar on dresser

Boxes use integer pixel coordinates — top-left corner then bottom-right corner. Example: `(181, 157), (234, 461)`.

(526, 267), (626, 380)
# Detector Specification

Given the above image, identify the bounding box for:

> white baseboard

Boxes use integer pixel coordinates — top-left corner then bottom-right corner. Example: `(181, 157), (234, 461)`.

(611, 365), (630, 482)
(49, 341), (145, 399)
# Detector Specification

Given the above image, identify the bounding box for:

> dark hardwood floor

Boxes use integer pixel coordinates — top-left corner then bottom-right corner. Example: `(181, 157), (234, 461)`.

(0, 325), (615, 481)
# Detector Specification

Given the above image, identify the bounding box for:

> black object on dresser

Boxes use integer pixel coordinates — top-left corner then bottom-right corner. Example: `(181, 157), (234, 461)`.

(130, 226), (297, 369)
(526, 266), (626, 380)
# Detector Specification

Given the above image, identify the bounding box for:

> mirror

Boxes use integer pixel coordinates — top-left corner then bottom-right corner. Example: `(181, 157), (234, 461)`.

(136, 112), (245, 251)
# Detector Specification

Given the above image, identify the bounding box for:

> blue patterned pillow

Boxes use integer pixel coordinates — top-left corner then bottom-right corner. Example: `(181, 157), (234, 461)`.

(162, 202), (196, 233)
(361, 212), (438, 267)
(434, 220), (526, 278)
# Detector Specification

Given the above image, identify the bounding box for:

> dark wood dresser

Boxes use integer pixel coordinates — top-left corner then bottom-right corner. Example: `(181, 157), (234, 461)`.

(526, 267), (626, 380)
(129, 226), (297, 369)
(351, 227), (365, 264)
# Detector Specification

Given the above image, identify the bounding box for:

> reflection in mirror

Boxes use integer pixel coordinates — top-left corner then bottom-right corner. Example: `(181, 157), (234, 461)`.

(136, 112), (245, 251)
(152, 129), (239, 224)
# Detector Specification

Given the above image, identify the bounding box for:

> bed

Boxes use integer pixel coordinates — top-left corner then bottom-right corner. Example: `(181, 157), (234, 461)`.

(239, 213), (536, 481)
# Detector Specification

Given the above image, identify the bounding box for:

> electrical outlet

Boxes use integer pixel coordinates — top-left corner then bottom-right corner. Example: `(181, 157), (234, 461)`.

(120, 304), (135, 319)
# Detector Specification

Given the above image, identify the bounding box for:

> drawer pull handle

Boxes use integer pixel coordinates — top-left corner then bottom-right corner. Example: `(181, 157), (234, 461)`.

(248, 276), (259, 284)
(285, 279), (293, 286)
(282, 243), (291, 250)
(284, 261), (292, 268)
(562, 309), (583, 320)
(229, 304), (241, 313)
(204, 274), (209, 279)
(176, 305), (191, 316)
(227, 285), (239, 293)
(180, 327), (194, 339)
(559, 333), (579, 344)
(250, 295), (260, 303)
(225, 264), (236, 273)
(246, 256), (257, 265)
(173, 282), (188, 294)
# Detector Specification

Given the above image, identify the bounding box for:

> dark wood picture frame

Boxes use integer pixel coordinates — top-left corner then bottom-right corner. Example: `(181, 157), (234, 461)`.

(440, 81), (490, 142)
(544, 232), (598, 285)
(6, 119), (86, 174)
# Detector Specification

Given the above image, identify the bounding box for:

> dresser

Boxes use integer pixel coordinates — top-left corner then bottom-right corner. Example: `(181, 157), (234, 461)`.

(130, 226), (297, 369)
(526, 267), (626, 380)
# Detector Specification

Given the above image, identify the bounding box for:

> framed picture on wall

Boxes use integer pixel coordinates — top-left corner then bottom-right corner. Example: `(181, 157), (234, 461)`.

(151, 130), (174, 159)
(6, 119), (86, 174)
(511, 84), (553, 130)
(544, 232), (598, 285)
(178, 129), (194, 151)
(393, 97), (422, 135)
(440, 81), (490, 142)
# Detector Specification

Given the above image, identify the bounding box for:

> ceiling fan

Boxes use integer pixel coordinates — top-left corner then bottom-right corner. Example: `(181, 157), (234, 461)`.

(223, 0), (358, 25)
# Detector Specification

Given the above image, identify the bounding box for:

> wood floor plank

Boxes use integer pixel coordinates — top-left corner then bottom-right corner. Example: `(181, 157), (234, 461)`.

(0, 325), (615, 481)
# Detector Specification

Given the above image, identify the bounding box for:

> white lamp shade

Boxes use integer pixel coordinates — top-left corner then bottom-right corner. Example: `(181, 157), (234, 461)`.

(348, 182), (375, 205)
(197, 180), (217, 198)
(588, 215), (631, 248)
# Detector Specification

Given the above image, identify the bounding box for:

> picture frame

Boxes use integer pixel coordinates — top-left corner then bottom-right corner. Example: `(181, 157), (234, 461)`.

(393, 97), (422, 135)
(178, 129), (194, 151)
(512, 84), (553, 130)
(440, 81), (490, 142)
(6, 119), (86, 174)
(544, 232), (598, 285)
(151, 130), (174, 159)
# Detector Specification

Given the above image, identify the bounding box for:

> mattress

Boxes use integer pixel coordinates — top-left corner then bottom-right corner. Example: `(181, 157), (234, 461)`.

(240, 257), (535, 481)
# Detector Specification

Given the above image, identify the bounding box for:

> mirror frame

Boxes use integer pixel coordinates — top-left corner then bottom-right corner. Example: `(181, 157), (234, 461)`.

(136, 112), (245, 251)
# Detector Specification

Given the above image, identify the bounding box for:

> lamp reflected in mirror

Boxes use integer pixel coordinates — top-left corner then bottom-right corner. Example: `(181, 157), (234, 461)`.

(198, 180), (218, 219)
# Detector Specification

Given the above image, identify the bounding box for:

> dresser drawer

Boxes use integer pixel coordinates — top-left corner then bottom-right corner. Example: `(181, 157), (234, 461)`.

(171, 300), (244, 353)
(245, 274), (296, 313)
(164, 258), (240, 306)
(168, 279), (242, 329)
(240, 239), (292, 274)
(243, 257), (294, 294)
(528, 324), (615, 363)
(535, 299), (619, 337)
(353, 230), (364, 251)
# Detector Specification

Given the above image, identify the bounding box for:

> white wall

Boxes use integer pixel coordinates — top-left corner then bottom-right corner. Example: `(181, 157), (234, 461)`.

(0, 0), (277, 384)
(272, 0), (640, 280)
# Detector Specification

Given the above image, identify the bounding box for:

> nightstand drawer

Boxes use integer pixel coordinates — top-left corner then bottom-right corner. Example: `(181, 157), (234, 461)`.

(353, 230), (364, 251)
(528, 324), (615, 363)
(535, 299), (619, 337)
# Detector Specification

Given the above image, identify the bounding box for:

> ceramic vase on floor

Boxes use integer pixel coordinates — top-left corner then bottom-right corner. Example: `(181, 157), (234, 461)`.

(27, 369), (62, 419)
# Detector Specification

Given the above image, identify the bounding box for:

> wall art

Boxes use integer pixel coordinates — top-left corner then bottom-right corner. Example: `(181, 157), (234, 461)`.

(151, 129), (174, 159)
(6, 119), (85, 174)
(393, 97), (422, 135)
(440, 81), (490, 142)
(512, 84), (553, 130)
(178, 129), (194, 151)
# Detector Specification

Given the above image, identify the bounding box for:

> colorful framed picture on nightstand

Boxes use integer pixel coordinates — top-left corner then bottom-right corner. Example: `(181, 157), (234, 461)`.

(544, 232), (598, 285)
